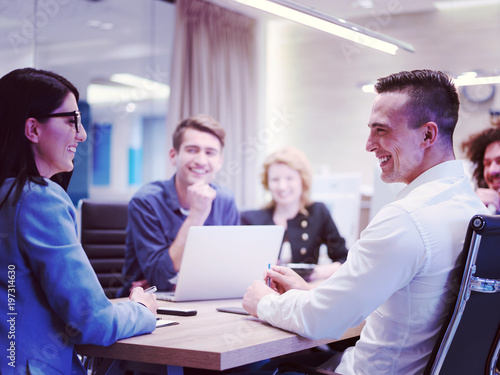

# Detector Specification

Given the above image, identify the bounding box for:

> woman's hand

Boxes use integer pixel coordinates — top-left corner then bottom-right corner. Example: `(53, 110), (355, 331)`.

(129, 287), (158, 315)
(129, 279), (150, 292)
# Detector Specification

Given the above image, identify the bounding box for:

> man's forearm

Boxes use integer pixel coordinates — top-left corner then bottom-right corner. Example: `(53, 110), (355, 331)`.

(169, 215), (206, 271)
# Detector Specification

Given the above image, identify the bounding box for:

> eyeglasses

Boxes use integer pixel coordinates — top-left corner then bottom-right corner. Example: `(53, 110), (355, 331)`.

(38, 110), (82, 133)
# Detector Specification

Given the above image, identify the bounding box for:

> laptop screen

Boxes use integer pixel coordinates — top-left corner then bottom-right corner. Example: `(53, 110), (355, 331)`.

(156, 225), (284, 302)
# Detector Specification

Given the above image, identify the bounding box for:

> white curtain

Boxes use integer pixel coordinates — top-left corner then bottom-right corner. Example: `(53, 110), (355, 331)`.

(167, 0), (258, 208)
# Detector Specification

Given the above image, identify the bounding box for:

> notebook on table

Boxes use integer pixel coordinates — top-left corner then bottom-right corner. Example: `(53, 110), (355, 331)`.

(155, 225), (284, 302)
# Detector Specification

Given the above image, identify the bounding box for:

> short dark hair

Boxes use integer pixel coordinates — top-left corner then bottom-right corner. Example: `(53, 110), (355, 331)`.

(462, 127), (500, 188)
(0, 67), (79, 208)
(172, 114), (225, 151)
(375, 69), (460, 147)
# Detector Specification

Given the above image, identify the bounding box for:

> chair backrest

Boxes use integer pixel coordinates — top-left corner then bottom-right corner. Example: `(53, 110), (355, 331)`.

(80, 199), (129, 298)
(425, 214), (500, 375)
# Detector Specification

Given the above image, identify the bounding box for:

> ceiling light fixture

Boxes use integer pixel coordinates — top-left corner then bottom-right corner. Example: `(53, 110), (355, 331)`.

(87, 19), (115, 30)
(87, 74), (170, 104)
(453, 74), (500, 87)
(234, 0), (414, 55)
(110, 73), (169, 92)
(434, 0), (500, 11)
(361, 84), (375, 93)
(361, 73), (500, 94)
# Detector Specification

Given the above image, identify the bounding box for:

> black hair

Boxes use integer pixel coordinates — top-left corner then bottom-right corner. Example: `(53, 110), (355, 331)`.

(375, 69), (460, 149)
(0, 68), (79, 208)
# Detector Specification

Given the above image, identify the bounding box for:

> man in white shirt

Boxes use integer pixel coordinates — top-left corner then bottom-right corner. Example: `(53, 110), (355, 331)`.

(243, 69), (489, 375)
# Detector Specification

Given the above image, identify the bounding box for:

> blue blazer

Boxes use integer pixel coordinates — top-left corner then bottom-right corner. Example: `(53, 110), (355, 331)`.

(0, 179), (156, 375)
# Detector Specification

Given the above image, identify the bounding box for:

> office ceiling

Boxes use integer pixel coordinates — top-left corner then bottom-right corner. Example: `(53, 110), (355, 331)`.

(0, 0), (479, 79)
(0, 0), (441, 57)
(214, 0), (440, 20)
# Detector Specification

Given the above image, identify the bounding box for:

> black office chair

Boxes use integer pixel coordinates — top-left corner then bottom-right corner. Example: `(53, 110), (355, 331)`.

(274, 214), (500, 375)
(424, 214), (500, 375)
(79, 199), (129, 299)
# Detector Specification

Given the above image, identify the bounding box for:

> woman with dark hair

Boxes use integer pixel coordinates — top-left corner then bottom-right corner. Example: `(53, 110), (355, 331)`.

(0, 68), (157, 374)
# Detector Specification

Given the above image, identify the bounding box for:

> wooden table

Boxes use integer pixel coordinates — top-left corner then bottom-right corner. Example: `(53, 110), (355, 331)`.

(76, 298), (363, 373)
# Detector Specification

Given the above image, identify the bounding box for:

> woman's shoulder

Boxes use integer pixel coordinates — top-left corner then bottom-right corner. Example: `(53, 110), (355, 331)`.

(15, 179), (77, 236)
(25, 178), (69, 199)
(306, 201), (330, 214)
(20, 179), (74, 213)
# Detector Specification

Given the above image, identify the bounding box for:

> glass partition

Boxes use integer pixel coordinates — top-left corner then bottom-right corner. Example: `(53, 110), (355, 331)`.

(0, 0), (175, 202)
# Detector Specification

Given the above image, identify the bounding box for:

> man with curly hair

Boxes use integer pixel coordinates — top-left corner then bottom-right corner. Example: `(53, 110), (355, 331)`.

(462, 127), (500, 214)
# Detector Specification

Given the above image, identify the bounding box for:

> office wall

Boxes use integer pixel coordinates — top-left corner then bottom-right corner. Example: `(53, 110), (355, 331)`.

(262, 4), (500, 193)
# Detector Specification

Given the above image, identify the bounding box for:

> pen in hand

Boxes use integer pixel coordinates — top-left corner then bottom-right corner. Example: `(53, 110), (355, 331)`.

(144, 286), (157, 294)
(267, 264), (271, 287)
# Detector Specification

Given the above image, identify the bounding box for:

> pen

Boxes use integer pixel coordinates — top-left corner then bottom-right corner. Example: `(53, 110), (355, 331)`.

(267, 264), (271, 287)
(144, 286), (157, 294)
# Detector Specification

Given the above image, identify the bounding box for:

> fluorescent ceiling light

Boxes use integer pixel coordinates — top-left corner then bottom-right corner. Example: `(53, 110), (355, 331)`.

(453, 75), (500, 87)
(361, 74), (500, 94)
(110, 73), (169, 93)
(87, 74), (170, 104)
(234, 0), (414, 55)
(435, 0), (500, 10)
(362, 84), (375, 93)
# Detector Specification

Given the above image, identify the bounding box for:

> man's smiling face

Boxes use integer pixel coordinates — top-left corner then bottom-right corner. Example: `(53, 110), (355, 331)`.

(170, 128), (223, 189)
(483, 141), (500, 192)
(366, 92), (427, 185)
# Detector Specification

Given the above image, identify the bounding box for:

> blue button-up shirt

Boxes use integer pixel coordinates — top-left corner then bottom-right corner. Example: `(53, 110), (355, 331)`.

(120, 175), (239, 294)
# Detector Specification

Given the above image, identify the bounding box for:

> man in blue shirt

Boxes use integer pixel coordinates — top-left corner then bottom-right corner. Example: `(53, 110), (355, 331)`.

(119, 115), (239, 295)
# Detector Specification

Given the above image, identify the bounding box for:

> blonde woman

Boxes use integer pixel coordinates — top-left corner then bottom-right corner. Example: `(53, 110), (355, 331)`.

(241, 147), (347, 280)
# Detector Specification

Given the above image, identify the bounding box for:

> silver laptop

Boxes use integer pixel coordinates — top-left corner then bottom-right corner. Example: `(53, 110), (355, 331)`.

(155, 225), (284, 302)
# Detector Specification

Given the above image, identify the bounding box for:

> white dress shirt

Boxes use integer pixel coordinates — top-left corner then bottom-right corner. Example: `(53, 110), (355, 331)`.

(257, 160), (489, 375)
